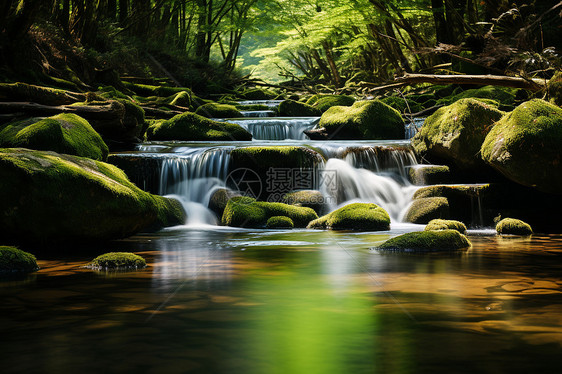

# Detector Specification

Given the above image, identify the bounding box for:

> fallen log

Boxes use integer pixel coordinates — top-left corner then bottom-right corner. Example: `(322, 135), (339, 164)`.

(0, 101), (124, 119)
(394, 73), (545, 91)
(0, 82), (87, 106)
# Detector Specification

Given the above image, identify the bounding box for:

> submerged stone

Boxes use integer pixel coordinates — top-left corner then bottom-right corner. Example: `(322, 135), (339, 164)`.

(481, 99), (562, 194)
(86, 252), (147, 270)
(307, 203), (390, 231)
(0, 148), (185, 244)
(375, 229), (471, 252)
(0, 247), (39, 273)
(0, 113), (109, 161)
(496, 218), (533, 236)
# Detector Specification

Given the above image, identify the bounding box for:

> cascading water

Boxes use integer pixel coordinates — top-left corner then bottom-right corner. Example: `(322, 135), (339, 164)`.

(240, 110), (276, 117)
(215, 117), (320, 140)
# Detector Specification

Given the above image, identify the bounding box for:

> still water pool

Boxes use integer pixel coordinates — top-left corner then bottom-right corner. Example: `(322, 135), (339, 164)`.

(1, 227), (561, 373)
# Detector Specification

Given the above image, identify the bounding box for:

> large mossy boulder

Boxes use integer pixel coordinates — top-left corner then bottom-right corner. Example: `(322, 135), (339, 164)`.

(0, 246), (39, 273)
(375, 230), (471, 252)
(221, 197), (318, 228)
(278, 100), (321, 117)
(0, 113), (109, 161)
(146, 112), (251, 141)
(404, 197), (450, 224)
(307, 203), (390, 231)
(439, 86), (516, 110)
(195, 103), (243, 118)
(313, 100), (404, 140)
(496, 218), (533, 236)
(425, 219), (467, 234)
(0, 148), (186, 244)
(412, 98), (503, 170)
(86, 252), (147, 270)
(481, 99), (562, 194)
(306, 94), (355, 112)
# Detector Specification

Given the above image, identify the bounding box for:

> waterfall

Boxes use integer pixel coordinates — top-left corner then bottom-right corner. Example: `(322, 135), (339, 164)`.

(236, 100), (283, 108)
(216, 117), (320, 140)
(240, 110), (276, 117)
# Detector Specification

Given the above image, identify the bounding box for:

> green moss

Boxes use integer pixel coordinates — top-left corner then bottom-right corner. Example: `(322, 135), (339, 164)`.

(376, 229), (471, 252)
(438, 86), (516, 110)
(122, 82), (193, 98)
(221, 197), (318, 228)
(97, 86), (131, 100)
(404, 197), (450, 224)
(0, 113), (109, 161)
(195, 103), (243, 118)
(307, 94), (355, 112)
(425, 219), (467, 234)
(282, 190), (325, 214)
(0, 246), (39, 273)
(496, 218), (533, 235)
(0, 148), (186, 243)
(169, 91), (191, 107)
(279, 100), (321, 117)
(412, 98), (503, 170)
(87, 252), (147, 270)
(380, 96), (422, 114)
(548, 71), (562, 106)
(308, 203), (390, 231)
(266, 216), (294, 229)
(240, 88), (279, 100)
(481, 99), (562, 194)
(408, 165), (451, 185)
(146, 112), (251, 141)
(318, 100), (404, 140)
(208, 188), (241, 218)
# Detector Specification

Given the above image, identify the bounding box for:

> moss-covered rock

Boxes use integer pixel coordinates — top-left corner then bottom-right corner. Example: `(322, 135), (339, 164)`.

(195, 103), (243, 118)
(208, 188), (241, 218)
(439, 86), (516, 110)
(0, 113), (109, 161)
(307, 94), (355, 112)
(122, 82), (193, 98)
(481, 99), (562, 194)
(381, 96), (422, 114)
(375, 229), (471, 252)
(307, 203), (390, 231)
(0, 82), (86, 106)
(0, 246), (39, 273)
(86, 252), (147, 270)
(0, 148), (186, 244)
(412, 98), (503, 170)
(240, 88), (278, 100)
(496, 218), (533, 235)
(404, 197), (450, 224)
(221, 197), (318, 228)
(408, 165), (451, 185)
(278, 100), (321, 117)
(548, 71), (562, 107)
(146, 112), (251, 141)
(282, 190), (325, 214)
(315, 100), (404, 140)
(169, 91), (192, 107)
(425, 219), (467, 234)
(266, 216), (294, 229)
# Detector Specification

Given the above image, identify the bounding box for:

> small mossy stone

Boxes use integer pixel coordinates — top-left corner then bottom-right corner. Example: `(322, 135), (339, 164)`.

(307, 94), (355, 112)
(307, 203), (390, 231)
(412, 98), (503, 170)
(282, 190), (325, 214)
(0, 246), (39, 273)
(87, 252), (146, 270)
(208, 188), (241, 218)
(241, 88), (278, 100)
(317, 100), (404, 140)
(481, 99), (562, 194)
(278, 100), (321, 117)
(266, 216), (294, 229)
(146, 112), (251, 141)
(404, 197), (450, 224)
(169, 91), (192, 107)
(375, 229), (471, 252)
(221, 197), (318, 228)
(496, 218), (533, 236)
(195, 103), (243, 118)
(425, 219), (467, 234)
(408, 165), (451, 185)
(0, 113), (109, 161)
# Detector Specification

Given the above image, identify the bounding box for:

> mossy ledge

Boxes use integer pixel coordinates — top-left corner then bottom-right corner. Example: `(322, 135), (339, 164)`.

(0, 246), (39, 273)
(0, 148), (186, 244)
(307, 203), (391, 231)
(496, 218), (533, 236)
(425, 219), (467, 234)
(86, 252), (147, 270)
(221, 197), (318, 228)
(375, 230), (471, 252)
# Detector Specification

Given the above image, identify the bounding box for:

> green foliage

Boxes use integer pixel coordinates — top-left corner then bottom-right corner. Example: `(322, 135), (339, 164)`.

(0, 113), (109, 161)
(318, 100), (404, 140)
(404, 197), (450, 224)
(222, 197), (318, 228)
(376, 230), (471, 252)
(496, 218), (533, 236)
(0, 246), (39, 273)
(266, 216), (295, 229)
(195, 103), (244, 118)
(308, 203), (390, 231)
(146, 112), (251, 141)
(425, 219), (467, 234)
(87, 252), (147, 270)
